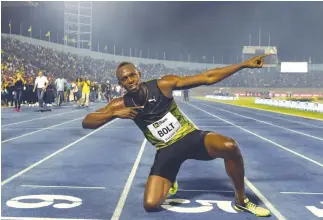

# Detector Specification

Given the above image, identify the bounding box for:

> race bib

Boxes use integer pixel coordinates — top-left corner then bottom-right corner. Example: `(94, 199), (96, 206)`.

(147, 112), (181, 143)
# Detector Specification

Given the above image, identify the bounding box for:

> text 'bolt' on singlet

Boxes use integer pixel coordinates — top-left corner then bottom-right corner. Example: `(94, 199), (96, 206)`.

(123, 79), (197, 149)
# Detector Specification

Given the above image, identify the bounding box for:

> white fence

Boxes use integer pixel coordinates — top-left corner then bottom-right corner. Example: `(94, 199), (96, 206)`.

(255, 98), (323, 113)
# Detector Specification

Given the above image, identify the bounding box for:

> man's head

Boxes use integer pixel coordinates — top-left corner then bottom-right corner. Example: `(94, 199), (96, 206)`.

(116, 62), (142, 93)
(38, 71), (43, 77)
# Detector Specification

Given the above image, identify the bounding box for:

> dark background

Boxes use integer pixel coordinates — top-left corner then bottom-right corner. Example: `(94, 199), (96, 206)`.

(2, 1), (323, 63)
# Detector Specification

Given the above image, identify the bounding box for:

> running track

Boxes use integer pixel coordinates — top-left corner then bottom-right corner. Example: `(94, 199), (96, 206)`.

(1, 98), (323, 220)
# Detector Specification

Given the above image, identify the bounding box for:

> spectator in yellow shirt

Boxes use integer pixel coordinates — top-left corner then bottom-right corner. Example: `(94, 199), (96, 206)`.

(78, 76), (90, 107)
(76, 77), (83, 100)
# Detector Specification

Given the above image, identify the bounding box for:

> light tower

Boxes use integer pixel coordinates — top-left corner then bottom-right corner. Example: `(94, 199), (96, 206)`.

(64, 1), (92, 50)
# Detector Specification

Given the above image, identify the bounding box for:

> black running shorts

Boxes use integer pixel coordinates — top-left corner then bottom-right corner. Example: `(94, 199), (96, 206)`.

(149, 130), (214, 183)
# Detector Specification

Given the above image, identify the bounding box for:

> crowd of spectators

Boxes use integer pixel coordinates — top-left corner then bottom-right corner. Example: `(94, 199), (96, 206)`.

(216, 68), (323, 88)
(1, 36), (323, 109)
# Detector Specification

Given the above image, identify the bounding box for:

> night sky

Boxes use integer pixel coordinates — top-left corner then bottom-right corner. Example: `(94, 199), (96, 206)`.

(2, 1), (323, 64)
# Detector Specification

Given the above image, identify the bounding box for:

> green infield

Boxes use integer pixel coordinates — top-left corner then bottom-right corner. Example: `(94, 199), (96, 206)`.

(195, 96), (323, 120)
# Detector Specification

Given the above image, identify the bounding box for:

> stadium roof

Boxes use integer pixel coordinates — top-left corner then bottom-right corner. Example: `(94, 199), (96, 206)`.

(1, 1), (38, 8)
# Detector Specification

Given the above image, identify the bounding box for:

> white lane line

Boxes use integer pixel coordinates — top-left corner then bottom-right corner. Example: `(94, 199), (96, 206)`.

(199, 102), (323, 142)
(21, 185), (105, 189)
(194, 97), (323, 121)
(186, 102), (323, 168)
(179, 105), (287, 220)
(214, 103), (323, 129)
(280, 192), (323, 195)
(0, 217), (102, 220)
(1, 110), (82, 127)
(244, 178), (286, 220)
(1, 117), (83, 144)
(111, 138), (147, 220)
(1, 119), (118, 186)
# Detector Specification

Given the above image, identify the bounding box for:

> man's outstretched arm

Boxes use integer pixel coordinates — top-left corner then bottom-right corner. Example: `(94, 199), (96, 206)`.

(158, 54), (269, 92)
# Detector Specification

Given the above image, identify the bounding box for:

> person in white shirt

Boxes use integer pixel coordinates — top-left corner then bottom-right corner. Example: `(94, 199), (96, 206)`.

(116, 84), (121, 97)
(71, 81), (78, 102)
(55, 75), (67, 106)
(33, 71), (49, 109)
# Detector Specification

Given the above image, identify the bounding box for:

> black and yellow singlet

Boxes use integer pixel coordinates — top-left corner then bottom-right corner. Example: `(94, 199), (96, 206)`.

(123, 79), (197, 149)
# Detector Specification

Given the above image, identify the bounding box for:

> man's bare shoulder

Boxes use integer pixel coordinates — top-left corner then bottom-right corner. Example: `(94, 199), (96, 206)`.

(156, 76), (181, 98)
(157, 75), (180, 88)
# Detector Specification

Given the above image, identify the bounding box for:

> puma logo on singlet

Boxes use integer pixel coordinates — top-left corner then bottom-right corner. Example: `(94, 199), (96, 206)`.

(148, 97), (156, 102)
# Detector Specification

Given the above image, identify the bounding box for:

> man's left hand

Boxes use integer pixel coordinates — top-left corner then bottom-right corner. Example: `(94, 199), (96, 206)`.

(242, 54), (271, 69)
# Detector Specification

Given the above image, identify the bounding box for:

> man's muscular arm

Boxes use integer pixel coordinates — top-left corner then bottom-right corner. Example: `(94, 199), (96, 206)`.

(157, 54), (269, 95)
(82, 98), (123, 129)
(82, 97), (143, 129)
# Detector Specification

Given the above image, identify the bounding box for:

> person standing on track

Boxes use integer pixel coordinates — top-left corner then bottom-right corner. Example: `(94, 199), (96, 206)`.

(183, 89), (189, 101)
(55, 75), (67, 106)
(78, 76), (90, 107)
(82, 54), (271, 217)
(76, 77), (83, 101)
(33, 71), (49, 110)
(12, 72), (26, 112)
(103, 80), (112, 102)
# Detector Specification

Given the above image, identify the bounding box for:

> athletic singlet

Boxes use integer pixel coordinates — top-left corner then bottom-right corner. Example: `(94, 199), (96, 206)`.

(123, 79), (197, 149)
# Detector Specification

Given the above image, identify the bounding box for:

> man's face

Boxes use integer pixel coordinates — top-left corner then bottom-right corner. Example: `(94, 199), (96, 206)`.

(116, 64), (141, 93)
(38, 72), (43, 77)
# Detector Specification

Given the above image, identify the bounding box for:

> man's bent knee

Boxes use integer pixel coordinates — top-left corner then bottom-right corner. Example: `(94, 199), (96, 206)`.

(144, 199), (162, 212)
(224, 138), (242, 158)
